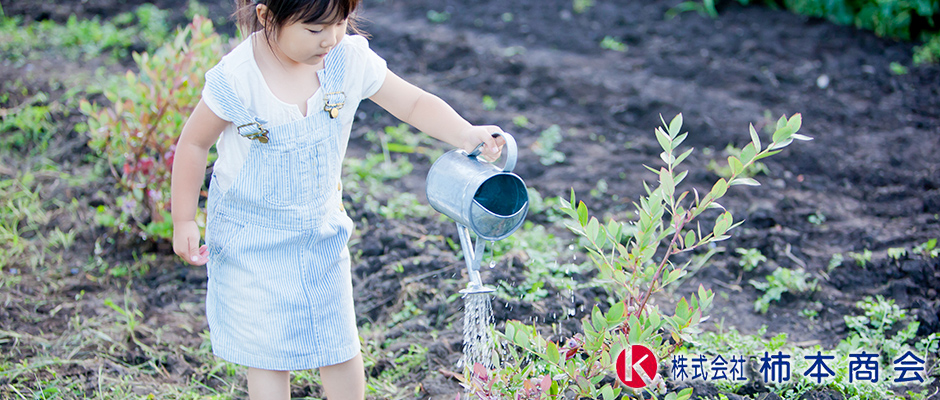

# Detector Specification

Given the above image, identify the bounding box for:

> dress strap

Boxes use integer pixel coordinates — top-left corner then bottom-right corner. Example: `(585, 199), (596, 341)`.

(205, 60), (270, 142)
(318, 42), (347, 119)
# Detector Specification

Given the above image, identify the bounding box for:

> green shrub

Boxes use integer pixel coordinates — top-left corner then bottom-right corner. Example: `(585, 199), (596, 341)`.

(458, 113), (809, 398)
(80, 16), (224, 240)
(731, 0), (940, 64)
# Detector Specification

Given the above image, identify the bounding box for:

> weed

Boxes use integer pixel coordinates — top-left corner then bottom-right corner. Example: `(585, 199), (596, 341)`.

(0, 5), (170, 66)
(735, 247), (766, 272)
(827, 253), (844, 272)
(492, 222), (579, 302)
(750, 267), (818, 314)
(378, 192), (434, 221)
(912, 238), (938, 258)
(847, 249), (873, 267)
(589, 179), (608, 199)
(667, 0), (719, 19)
(530, 125), (565, 166)
(807, 210), (826, 225)
(426, 10), (451, 23)
(600, 36), (628, 52)
(573, 0), (595, 14)
(889, 61), (909, 75)
(512, 115), (530, 128)
(914, 34), (940, 65)
(482, 95), (498, 111)
(0, 92), (57, 153)
(887, 247), (907, 260)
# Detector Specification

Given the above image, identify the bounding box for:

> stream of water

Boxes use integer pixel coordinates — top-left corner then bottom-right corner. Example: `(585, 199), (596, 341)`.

(460, 292), (495, 371)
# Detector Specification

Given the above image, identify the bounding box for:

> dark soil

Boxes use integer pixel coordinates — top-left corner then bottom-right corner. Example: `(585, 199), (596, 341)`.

(2, 0), (938, 398)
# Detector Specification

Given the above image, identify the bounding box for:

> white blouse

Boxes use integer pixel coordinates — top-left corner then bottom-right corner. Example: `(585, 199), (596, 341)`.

(202, 34), (388, 192)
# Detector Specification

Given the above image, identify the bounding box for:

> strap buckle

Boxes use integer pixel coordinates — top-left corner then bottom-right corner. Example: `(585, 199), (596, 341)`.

(236, 121), (269, 143)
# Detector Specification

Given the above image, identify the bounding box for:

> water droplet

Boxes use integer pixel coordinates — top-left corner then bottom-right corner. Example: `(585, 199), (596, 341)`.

(488, 260), (496, 269)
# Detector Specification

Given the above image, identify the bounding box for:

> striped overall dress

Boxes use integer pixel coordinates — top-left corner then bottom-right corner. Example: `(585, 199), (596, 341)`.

(202, 42), (360, 370)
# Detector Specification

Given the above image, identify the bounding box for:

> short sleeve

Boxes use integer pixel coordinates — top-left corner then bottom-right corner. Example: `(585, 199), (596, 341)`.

(201, 63), (233, 122)
(344, 35), (387, 99)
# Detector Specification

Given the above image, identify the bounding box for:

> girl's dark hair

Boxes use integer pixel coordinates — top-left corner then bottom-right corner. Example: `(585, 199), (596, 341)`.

(234, 0), (363, 39)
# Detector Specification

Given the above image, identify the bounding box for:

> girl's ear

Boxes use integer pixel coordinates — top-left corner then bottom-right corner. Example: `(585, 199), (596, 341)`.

(255, 3), (271, 28)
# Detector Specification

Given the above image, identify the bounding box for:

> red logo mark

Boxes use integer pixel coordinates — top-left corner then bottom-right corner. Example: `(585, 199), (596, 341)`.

(616, 344), (658, 389)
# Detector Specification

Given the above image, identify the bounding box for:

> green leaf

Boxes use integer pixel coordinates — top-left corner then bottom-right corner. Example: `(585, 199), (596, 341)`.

(684, 230), (696, 248)
(586, 217), (600, 243)
(591, 305), (607, 332)
(674, 147), (694, 166)
(674, 170), (689, 186)
(740, 142), (756, 165)
(601, 384), (615, 400)
(730, 177), (760, 186)
(659, 167), (675, 198)
(673, 132), (688, 148)
(675, 297), (690, 321)
(775, 115), (787, 131)
(668, 113), (683, 137)
(772, 125), (794, 144)
(728, 156), (744, 176)
(655, 127), (672, 153)
(547, 341), (560, 364)
(786, 113), (802, 133)
(713, 211), (732, 236)
(577, 201), (588, 227)
(753, 149), (782, 160)
(749, 123), (761, 151)
(792, 133), (813, 141)
(709, 178), (728, 200)
(607, 301), (625, 325)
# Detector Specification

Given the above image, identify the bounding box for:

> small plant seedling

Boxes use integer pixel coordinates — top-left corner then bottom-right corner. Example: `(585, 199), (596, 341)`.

(530, 125), (565, 166)
(807, 210), (826, 225)
(889, 61), (909, 75)
(573, 0), (594, 14)
(481, 95), (497, 111)
(913, 238), (938, 258)
(600, 36), (627, 52)
(750, 267), (818, 314)
(827, 253), (844, 272)
(735, 247), (767, 272)
(512, 115), (530, 128)
(887, 247), (906, 260)
(426, 10), (450, 23)
(847, 249), (873, 267)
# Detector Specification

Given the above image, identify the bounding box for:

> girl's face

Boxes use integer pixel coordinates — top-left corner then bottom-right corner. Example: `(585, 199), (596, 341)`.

(258, 5), (347, 66)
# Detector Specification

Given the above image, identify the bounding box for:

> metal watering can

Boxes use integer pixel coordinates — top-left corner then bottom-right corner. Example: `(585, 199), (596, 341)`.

(426, 132), (528, 294)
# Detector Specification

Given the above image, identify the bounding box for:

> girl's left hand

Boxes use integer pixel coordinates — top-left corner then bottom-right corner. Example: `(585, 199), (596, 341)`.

(462, 125), (506, 162)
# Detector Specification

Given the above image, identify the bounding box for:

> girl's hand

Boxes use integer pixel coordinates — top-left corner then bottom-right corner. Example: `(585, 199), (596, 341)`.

(173, 220), (209, 266)
(462, 125), (507, 162)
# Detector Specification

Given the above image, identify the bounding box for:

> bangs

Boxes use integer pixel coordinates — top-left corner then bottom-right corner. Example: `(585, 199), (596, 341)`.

(290, 0), (360, 25)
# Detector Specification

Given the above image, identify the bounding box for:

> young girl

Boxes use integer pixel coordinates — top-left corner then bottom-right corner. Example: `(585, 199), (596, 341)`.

(170, 0), (504, 398)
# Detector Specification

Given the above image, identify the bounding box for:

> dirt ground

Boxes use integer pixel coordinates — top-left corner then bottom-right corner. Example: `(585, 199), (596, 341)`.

(1, 0), (938, 398)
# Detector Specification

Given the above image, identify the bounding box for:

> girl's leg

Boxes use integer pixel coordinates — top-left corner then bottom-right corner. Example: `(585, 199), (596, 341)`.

(247, 367), (290, 400)
(319, 353), (365, 400)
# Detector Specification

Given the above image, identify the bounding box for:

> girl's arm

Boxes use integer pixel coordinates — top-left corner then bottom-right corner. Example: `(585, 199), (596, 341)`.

(369, 69), (504, 158)
(171, 99), (229, 266)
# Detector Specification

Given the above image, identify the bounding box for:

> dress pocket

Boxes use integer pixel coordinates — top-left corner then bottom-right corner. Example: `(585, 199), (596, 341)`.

(260, 150), (296, 207)
(206, 215), (250, 265)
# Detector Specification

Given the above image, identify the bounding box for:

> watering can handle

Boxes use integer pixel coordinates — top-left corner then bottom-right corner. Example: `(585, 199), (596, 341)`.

(468, 131), (518, 173)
